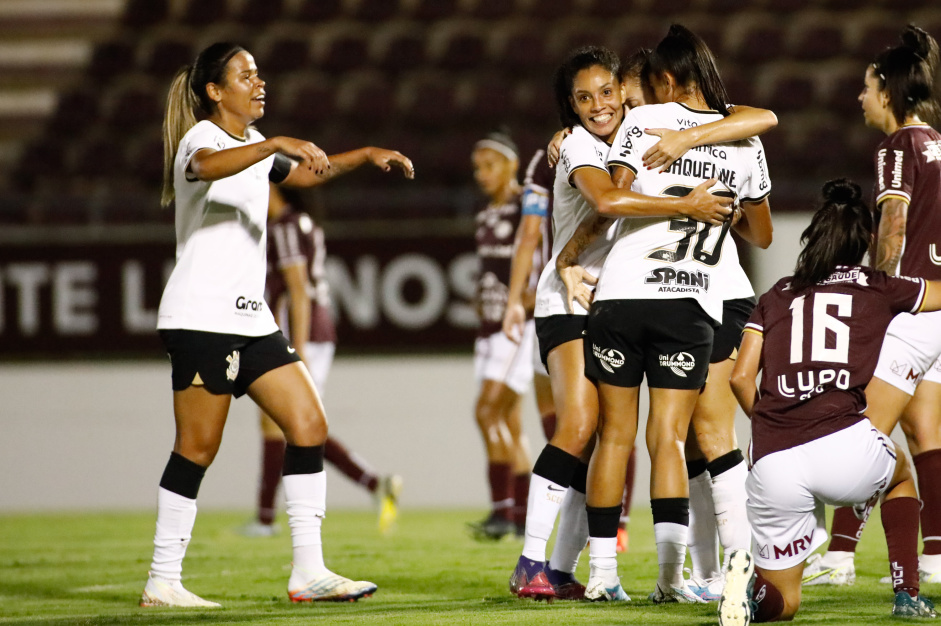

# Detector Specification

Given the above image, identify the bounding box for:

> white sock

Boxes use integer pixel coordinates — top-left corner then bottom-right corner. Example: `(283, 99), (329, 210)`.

(710, 458), (751, 563)
(920, 554), (941, 572)
(588, 535), (618, 574)
(822, 550), (855, 568)
(688, 471), (720, 580)
(521, 473), (565, 562)
(548, 487), (589, 574)
(284, 471), (328, 584)
(150, 487), (197, 582)
(655, 522), (689, 588)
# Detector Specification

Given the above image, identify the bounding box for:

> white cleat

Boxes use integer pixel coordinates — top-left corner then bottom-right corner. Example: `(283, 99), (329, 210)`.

(584, 566), (631, 602)
(719, 549), (755, 626)
(801, 552), (855, 586)
(648, 580), (707, 604)
(139, 573), (221, 608)
(686, 569), (724, 602)
(288, 569), (377, 603)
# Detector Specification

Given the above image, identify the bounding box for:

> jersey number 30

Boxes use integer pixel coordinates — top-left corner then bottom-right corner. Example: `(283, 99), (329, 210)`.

(646, 185), (734, 267)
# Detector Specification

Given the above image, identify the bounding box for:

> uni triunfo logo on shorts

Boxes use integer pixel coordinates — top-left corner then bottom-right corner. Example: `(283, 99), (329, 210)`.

(592, 344), (625, 374)
(659, 352), (695, 377)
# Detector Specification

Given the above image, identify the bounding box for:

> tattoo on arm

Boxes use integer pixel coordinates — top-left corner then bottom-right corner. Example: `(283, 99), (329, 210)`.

(557, 214), (613, 269)
(875, 199), (908, 275)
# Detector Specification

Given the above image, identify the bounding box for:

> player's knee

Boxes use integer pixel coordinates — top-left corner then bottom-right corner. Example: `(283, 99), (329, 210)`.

(279, 405), (327, 446)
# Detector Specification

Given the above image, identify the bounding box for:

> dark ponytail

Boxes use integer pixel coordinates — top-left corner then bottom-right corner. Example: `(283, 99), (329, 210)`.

(791, 179), (873, 293)
(553, 46), (622, 128)
(646, 24), (730, 116)
(160, 42), (245, 206)
(872, 25), (940, 127)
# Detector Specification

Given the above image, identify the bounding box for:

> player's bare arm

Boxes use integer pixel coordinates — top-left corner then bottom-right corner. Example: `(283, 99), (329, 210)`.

(642, 105), (778, 171)
(593, 166), (731, 224)
(555, 214), (606, 313)
(546, 128), (572, 167)
(502, 214), (543, 343)
(187, 137), (329, 181)
(284, 147), (414, 187)
(732, 198), (773, 249)
(729, 329), (763, 418)
(874, 197), (909, 275)
(281, 261), (310, 364)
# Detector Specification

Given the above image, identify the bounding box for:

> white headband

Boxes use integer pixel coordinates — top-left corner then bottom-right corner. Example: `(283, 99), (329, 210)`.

(474, 139), (518, 162)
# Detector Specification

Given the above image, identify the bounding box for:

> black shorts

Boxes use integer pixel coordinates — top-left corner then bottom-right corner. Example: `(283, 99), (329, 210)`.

(584, 298), (714, 390)
(535, 314), (587, 369)
(159, 329), (301, 398)
(711, 297), (757, 363)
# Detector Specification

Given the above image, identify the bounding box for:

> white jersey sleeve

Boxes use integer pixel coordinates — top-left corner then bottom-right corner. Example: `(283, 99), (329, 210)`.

(739, 137), (771, 204)
(559, 126), (611, 186)
(605, 113), (646, 175)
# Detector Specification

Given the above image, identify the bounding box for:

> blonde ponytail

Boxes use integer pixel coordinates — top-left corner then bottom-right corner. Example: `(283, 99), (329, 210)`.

(161, 65), (199, 207)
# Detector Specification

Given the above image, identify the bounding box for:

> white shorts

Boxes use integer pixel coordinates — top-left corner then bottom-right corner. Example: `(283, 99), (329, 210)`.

(873, 310), (941, 395)
(531, 320), (549, 378)
(747, 419), (897, 571)
(924, 355), (941, 385)
(475, 323), (535, 395)
(303, 342), (335, 395)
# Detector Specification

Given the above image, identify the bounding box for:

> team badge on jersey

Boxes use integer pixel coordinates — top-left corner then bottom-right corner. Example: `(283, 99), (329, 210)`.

(226, 350), (240, 381)
(659, 352), (696, 377)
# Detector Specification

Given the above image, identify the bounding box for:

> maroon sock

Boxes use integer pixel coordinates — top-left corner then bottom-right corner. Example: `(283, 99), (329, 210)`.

(915, 450), (941, 555)
(488, 462), (513, 521)
(620, 448), (637, 528)
(541, 413), (557, 440)
(324, 437), (379, 493)
(258, 439), (285, 524)
(828, 506), (868, 553)
(883, 496), (921, 596)
(512, 473), (530, 526)
(752, 570), (785, 623)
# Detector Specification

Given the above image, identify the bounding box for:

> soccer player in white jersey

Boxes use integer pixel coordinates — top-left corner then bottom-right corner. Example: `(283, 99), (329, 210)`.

(556, 25), (772, 603)
(509, 44), (773, 602)
(140, 42), (413, 608)
(803, 25), (941, 589)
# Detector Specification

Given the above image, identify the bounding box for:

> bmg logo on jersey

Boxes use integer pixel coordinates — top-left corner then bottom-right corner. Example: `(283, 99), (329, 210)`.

(659, 352), (695, 377)
(592, 344), (625, 374)
(644, 267), (710, 293)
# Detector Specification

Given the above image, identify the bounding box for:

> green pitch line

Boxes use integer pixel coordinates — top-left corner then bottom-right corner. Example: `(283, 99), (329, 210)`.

(0, 508), (918, 624)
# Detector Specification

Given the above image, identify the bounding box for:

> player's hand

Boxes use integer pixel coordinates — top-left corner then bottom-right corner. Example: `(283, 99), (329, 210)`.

(502, 301), (527, 343)
(547, 128), (573, 167)
(682, 178), (733, 225)
(276, 137), (330, 175)
(559, 265), (597, 314)
(730, 205), (744, 227)
(642, 128), (694, 172)
(368, 147), (415, 179)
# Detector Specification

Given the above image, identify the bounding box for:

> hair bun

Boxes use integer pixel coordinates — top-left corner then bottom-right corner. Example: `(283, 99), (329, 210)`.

(822, 178), (861, 204)
(901, 25), (932, 60)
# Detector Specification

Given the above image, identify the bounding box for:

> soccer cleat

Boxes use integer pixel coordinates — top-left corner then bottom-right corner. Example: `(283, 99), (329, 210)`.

(288, 570), (377, 603)
(467, 513), (516, 541)
(585, 567), (631, 602)
(921, 559), (941, 584)
(892, 591), (938, 618)
(648, 580), (707, 604)
(139, 573), (221, 608)
(801, 552), (855, 586)
(685, 569), (723, 602)
(545, 567), (586, 600)
(377, 474), (403, 534)
(239, 521), (280, 537)
(509, 556), (555, 600)
(616, 527), (629, 553)
(718, 549), (755, 626)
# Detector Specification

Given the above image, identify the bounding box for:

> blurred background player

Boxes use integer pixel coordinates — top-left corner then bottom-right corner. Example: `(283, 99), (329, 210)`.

(467, 130), (535, 540)
(802, 24), (941, 589)
(243, 183), (403, 538)
(723, 179), (940, 624)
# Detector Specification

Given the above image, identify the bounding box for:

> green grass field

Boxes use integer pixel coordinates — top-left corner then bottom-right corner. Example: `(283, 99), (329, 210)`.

(0, 507), (923, 625)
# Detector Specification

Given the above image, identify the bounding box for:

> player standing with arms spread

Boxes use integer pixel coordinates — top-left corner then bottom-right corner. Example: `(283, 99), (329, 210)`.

(803, 25), (941, 588)
(721, 179), (940, 624)
(140, 42), (413, 607)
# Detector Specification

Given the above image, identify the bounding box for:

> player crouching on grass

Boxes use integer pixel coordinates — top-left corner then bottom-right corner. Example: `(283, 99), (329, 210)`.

(719, 179), (939, 625)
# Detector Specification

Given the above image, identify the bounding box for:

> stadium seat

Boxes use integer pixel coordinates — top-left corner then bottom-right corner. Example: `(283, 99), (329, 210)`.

(733, 24), (786, 65)
(436, 31), (487, 71)
(470, 0), (516, 20)
(48, 90), (99, 137)
(411, 0), (459, 22)
(122, 0), (169, 26)
(852, 22), (903, 60)
(791, 24), (846, 61)
(107, 84), (161, 132)
(353, 0), (401, 23)
(464, 75), (516, 123)
(296, 0), (342, 22)
(72, 138), (127, 179)
(142, 39), (194, 78)
(765, 74), (817, 113)
(823, 68), (864, 116)
(374, 31), (427, 74)
(130, 136), (165, 186)
(582, 0), (638, 19)
(400, 77), (460, 129)
(87, 40), (136, 83)
(340, 76), (397, 130)
(286, 79), (338, 125)
(13, 138), (65, 189)
(495, 26), (550, 74)
(258, 36), (312, 75)
(724, 75), (756, 108)
(181, 0), (229, 25)
(237, 0), (284, 24)
(319, 33), (369, 74)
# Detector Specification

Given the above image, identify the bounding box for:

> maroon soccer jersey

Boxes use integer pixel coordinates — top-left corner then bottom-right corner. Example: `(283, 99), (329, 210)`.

(266, 208), (337, 344)
(745, 266), (925, 463)
(523, 148), (554, 274)
(476, 191), (523, 338)
(874, 124), (941, 280)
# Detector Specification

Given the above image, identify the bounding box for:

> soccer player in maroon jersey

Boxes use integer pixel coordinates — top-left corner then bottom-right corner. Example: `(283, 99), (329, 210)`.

(721, 179), (941, 624)
(803, 25), (941, 588)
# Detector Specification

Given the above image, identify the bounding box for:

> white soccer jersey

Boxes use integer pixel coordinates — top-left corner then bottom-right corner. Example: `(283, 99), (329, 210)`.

(157, 120), (280, 336)
(599, 103), (771, 321)
(535, 125), (618, 318)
